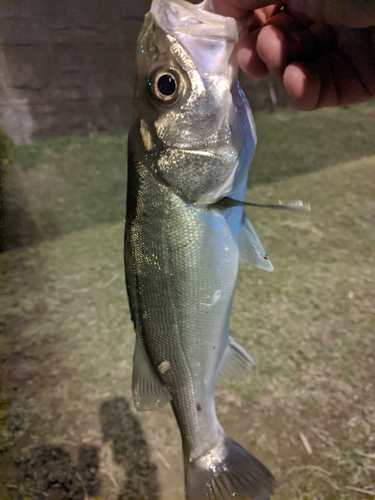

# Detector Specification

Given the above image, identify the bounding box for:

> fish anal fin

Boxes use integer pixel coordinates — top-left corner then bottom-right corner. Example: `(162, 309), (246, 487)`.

(186, 437), (276, 500)
(132, 338), (172, 411)
(239, 214), (274, 272)
(217, 337), (254, 384)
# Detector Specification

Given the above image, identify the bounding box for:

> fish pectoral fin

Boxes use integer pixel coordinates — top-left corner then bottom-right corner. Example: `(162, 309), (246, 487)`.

(132, 338), (172, 411)
(217, 337), (254, 384)
(239, 213), (274, 272)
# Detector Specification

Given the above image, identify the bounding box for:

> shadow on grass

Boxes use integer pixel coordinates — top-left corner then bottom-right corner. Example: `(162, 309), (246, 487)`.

(1, 248), (160, 499)
(100, 396), (160, 500)
(13, 445), (100, 500)
(2, 401), (161, 499)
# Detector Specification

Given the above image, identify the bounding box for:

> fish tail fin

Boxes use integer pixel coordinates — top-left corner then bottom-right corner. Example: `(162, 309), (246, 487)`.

(186, 437), (276, 500)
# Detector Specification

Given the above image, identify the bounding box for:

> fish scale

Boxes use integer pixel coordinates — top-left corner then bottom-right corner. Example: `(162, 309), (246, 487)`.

(127, 154), (237, 453)
(125, 0), (276, 498)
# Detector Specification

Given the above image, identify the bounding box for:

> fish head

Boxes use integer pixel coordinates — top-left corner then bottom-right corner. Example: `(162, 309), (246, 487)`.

(130, 0), (256, 203)
(131, 12), (194, 144)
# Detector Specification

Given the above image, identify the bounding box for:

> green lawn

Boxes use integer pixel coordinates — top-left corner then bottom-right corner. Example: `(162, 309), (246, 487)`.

(3, 104), (375, 249)
(3, 132), (128, 248)
(1, 104), (375, 500)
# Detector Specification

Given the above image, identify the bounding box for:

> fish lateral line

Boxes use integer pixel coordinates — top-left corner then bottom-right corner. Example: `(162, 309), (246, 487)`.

(209, 197), (311, 212)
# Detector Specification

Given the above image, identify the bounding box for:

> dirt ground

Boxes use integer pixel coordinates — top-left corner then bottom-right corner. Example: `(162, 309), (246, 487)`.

(1, 130), (375, 498)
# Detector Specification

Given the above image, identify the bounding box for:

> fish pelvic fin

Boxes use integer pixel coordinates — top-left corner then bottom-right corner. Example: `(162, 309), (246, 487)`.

(239, 213), (273, 272)
(132, 337), (172, 411)
(216, 337), (254, 385)
(186, 437), (276, 500)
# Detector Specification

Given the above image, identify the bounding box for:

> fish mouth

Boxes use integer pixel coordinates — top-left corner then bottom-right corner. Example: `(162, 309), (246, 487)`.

(151, 0), (239, 44)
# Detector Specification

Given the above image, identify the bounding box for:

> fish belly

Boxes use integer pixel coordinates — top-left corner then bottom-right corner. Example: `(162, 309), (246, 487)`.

(126, 160), (241, 459)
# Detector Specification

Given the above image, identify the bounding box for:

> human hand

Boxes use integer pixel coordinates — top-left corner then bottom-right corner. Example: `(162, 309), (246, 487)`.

(212, 0), (375, 110)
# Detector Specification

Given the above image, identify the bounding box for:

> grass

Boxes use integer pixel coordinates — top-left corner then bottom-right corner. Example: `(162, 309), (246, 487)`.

(3, 104), (375, 249)
(3, 132), (128, 248)
(250, 104), (375, 185)
(230, 155), (375, 499)
(1, 104), (375, 499)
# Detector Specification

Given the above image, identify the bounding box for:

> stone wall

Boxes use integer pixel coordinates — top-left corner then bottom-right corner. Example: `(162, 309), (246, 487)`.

(0, 0), (290, 145)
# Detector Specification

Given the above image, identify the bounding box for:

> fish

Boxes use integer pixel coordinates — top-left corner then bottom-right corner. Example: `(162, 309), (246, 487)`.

(124, 0), (276, 498)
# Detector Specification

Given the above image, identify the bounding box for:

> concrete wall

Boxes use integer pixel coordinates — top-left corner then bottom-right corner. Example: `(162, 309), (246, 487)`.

(0, 0), (148, 144)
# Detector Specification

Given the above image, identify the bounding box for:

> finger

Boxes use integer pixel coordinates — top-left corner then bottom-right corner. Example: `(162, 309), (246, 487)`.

(264, 8), (310, 30)
(256, 14), (334, 76)
(283, 63), (322, 110)
(317, 50), (373, 107)
(257, 5), (282, 23)
(246, 7), (272, 31)
(286, 22), (336, 63)
(210, 0), (281, 22)
(256, 24), (289, 76)
(255, 11), (309, 75)
(279, 22), (336, 69)
(246, 5), (284, 31)
(236, 6), (284, 76)
(238, 28), (269, 76)
(284, 52), (373, 111)
(336, 27), (375, 98)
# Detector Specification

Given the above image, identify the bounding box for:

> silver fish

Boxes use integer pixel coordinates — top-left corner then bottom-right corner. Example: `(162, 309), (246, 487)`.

(125, 0), (276, 498)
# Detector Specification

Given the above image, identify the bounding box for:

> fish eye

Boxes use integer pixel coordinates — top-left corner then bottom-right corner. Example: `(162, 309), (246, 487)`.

(149, 68), (184, 106)
(157, 74), (176, 96)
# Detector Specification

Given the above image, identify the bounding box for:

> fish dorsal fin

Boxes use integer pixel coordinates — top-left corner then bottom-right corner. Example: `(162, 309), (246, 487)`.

(217, 337), (254, 384)
(132, 338), (172, 411)
(239, 213), (274, 272)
